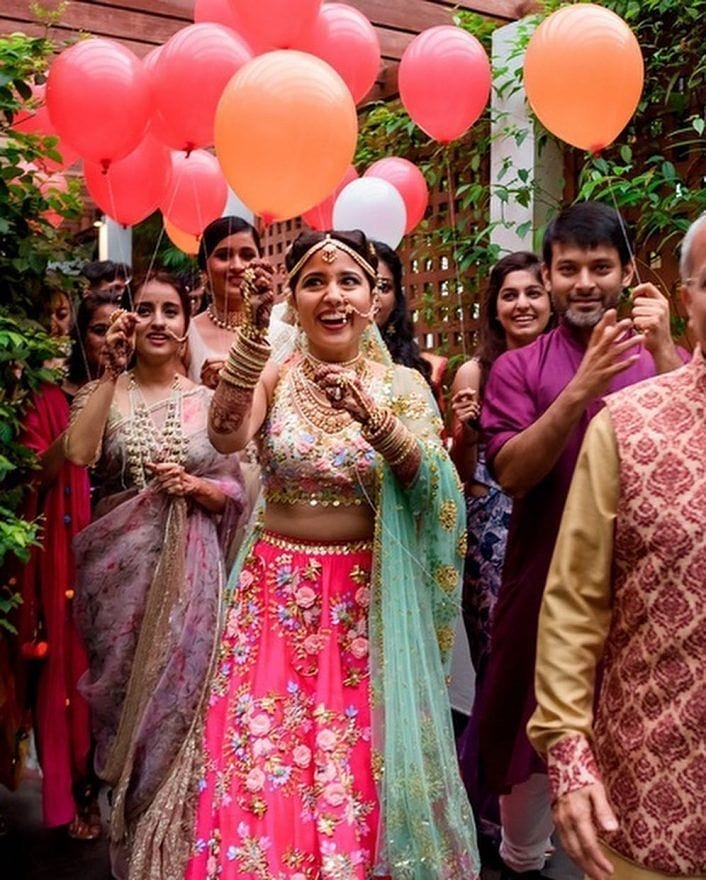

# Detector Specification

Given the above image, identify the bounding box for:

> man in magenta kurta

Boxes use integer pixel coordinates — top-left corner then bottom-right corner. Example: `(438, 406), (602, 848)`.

(476, 202), (685, 879)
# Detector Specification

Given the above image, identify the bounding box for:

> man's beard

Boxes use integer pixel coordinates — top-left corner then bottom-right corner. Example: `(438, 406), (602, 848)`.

(563, 305), (606, 328)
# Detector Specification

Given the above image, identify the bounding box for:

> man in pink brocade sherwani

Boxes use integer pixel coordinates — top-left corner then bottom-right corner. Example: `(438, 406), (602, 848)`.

(528, 213), (706, 880)
(477, 202), (687, 879)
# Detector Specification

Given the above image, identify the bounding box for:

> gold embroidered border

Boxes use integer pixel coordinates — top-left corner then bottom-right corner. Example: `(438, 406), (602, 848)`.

(260, 529), (373, 556)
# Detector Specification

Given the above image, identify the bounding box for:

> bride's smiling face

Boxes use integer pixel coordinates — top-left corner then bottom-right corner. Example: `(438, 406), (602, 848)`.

(293, 250), (375, 362)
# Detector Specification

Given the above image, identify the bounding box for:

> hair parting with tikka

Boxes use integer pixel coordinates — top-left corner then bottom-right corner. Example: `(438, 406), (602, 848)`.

(285, 230), (382, 320)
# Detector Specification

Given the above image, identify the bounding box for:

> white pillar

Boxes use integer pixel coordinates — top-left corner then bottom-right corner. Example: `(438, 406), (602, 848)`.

(98, 216), (133, 268)
(489, 20), (564, 254)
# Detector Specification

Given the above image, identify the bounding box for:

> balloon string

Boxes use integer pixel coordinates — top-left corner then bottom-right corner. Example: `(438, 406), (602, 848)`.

(104, 173), (135, 310)
(444, 149), (468, 360)
(607, 180), (642, 285)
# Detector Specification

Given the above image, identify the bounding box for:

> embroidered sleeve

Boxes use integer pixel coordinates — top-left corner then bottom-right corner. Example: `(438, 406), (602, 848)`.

(547, 733), (602, 802)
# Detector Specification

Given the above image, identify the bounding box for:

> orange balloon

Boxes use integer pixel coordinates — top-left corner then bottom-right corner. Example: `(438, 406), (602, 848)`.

(164, 216), (200, 255)
(214, 50), (358, 223)
(523, 4), (644, 153)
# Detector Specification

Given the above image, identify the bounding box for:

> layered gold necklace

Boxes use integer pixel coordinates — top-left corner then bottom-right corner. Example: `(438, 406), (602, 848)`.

(125, 372), (188, 488)
(290, 353), (368, 434)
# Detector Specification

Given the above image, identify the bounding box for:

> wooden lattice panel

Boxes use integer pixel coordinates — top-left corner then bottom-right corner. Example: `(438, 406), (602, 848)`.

(261, 161), (481, 362)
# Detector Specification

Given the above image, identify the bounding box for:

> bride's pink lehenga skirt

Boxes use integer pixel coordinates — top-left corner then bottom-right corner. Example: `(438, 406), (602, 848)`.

(186, 531), (380, 880)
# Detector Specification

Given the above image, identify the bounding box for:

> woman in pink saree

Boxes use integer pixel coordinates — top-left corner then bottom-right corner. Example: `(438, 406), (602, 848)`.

(65, 271), (245, 878)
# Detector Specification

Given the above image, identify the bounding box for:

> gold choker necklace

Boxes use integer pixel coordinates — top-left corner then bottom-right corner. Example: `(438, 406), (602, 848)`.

(207, 304), (241, 332)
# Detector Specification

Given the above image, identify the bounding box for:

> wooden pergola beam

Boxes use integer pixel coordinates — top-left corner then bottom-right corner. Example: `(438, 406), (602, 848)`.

(2, 0), (525, 102)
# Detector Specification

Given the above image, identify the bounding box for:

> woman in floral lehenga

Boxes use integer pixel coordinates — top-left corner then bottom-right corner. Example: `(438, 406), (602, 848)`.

(181, 230), (480, 880)
(65, 272), (244, 878)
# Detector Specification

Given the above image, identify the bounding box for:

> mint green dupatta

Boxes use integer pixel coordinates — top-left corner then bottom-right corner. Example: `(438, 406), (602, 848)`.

(369, 365), (479, 879)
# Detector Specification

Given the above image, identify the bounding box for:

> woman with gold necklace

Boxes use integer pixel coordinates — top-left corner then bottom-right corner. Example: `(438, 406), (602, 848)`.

(183, 230), (480, 880)
(64, 271), (245, 878)
(188, 216), (262, 389)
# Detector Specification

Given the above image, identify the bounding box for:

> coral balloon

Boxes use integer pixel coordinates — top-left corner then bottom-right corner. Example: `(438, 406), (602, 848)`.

(333, 177), (407, 249)
(294, 3), (380, 104)
(84, 136), (172, 227)
(164, 216), (200, 255)
(228, 0), (322, 49)
(150, 24), (252, 152)
(523, 4), (644, 153)
(215, 50), (358, 223)
(161, 149), (228, 235)
(302, 165), (358, 231)
(399, 26), (491, 143)
(365, 158), (428, 233)
(46, 38), (152, 168)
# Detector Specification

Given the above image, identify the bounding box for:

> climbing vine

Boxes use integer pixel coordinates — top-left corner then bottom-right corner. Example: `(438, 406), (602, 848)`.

(355, 0), (706, 355)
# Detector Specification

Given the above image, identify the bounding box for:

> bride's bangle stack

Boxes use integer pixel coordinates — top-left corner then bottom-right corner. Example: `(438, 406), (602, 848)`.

(361, 406), (417, 466)
(219, 329), (271, 389)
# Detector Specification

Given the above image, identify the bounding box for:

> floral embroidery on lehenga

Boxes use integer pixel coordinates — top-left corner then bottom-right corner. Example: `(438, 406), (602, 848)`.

(188, 536), (378, 880)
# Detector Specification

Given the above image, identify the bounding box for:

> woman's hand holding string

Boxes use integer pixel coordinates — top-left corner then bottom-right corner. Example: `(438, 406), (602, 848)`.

(104, 308), (137, 379)
(241, 260), (275, 339)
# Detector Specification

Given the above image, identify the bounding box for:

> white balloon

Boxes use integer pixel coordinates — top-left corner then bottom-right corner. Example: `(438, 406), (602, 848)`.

(222, 186), (254, 224)
(332, 177), (406, 248)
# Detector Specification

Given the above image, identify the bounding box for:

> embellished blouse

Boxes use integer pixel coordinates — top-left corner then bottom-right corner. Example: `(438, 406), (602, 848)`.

(259, 357), (389, 508)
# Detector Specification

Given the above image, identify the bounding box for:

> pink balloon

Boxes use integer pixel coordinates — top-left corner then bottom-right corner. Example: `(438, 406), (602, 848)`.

(149, 24), (252, 152)
(194, 0), (239, 28)
(302, 164), (358, 230)
(84, 136), (172, 227)
(365, 157), (428, 233)
(46, 38), (152, 168)
(228, 0), (322, 49)
(294, 3), (380, 104)
(12, 83), (79, 172)
(399, 26), (491, 143)
(160, 149), (228, 235)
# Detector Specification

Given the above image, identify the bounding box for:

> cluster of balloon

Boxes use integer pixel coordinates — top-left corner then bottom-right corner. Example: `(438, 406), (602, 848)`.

(34, 0), (386, 249)
(523, 4), (644, 154)
(303, 24), (488, 250)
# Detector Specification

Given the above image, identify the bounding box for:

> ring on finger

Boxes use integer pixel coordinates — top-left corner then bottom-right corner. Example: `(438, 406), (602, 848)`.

(331, 386), (343, 401)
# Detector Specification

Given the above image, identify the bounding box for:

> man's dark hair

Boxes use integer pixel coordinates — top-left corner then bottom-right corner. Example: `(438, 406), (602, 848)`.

(82, 260), (131, 289)
(542, 201), (632, 268)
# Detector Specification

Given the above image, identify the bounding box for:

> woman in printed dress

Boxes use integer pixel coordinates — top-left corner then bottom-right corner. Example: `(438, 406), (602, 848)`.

(65, 271), (244, 878)
(449, 251), (552, 856)
(184, 229), (480, 880)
